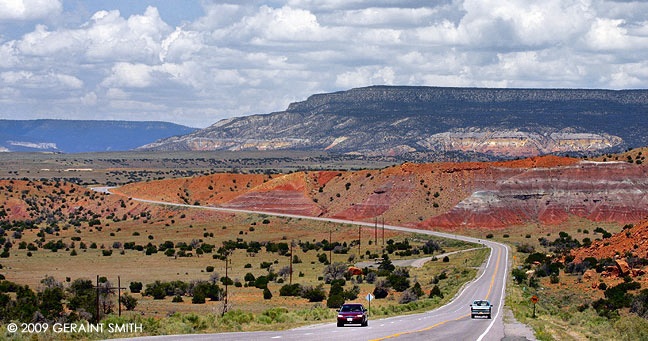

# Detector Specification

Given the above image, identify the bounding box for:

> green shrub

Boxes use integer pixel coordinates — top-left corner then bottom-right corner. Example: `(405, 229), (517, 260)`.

(326, 294), (345, 308)
(301, 285), (326, 302)
(129, 281), (143, 293)
(120, 293), (138, 310)
(429, 285), (443, 298)
(263, 287), (272, 300)
(279, 284), (302, 296)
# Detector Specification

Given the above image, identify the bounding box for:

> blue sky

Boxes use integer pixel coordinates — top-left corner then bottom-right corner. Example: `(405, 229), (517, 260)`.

(1, 0), (647, 128)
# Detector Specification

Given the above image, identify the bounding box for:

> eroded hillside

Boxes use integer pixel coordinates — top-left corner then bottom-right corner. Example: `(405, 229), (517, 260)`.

(117, 155), (648, 229)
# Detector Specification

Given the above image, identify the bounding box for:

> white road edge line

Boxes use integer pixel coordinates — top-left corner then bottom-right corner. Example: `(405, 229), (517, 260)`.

(476, 245), (508, 341)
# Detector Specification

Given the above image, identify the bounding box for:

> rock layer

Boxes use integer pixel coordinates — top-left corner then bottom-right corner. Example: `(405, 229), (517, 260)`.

(420, 161), (648, 228)
(138, 86), (648, 159)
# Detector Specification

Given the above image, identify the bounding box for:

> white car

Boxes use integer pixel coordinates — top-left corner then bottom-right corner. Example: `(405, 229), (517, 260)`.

(470, 300), (492, 319)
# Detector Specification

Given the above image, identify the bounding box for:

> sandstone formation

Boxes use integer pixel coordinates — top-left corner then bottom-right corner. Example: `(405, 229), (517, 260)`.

(138, 86), (648, 159)
(421, 161), (648, 228)
(117, 155), (648, 230)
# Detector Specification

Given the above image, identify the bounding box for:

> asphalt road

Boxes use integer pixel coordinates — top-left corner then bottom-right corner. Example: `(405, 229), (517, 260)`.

(93, 187), (510, 341)
(354, 247), (483, 269)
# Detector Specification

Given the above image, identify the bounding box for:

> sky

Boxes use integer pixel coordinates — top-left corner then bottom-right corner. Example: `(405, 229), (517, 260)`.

(0, 0), (647, 128)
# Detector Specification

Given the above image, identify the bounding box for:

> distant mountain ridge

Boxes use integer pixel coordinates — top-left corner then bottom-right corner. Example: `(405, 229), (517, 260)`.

(0, 119), (196, 153)
(139, 86), (648, 159)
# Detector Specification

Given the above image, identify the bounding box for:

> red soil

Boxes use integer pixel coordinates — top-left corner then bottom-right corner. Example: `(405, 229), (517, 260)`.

(571, 220), (648, 262)
(114, 155), (648, 230)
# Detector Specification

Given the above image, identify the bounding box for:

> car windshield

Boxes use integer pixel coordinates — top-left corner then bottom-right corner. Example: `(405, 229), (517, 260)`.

(340, 305), (363, 312)
(473, 301), (489, 306)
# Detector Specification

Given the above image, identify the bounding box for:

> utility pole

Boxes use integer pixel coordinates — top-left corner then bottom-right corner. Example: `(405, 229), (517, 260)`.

(93, 275), (125, 321)
(329, 226), (333, 264)
(224, 252), (232, 314)
(289, 240), (293, 285)
(118, 276), (122, 317)
(382, 217), (385, 252)
(358, 225), (361, 258)
(95, 275), (100, 322)
(374, 217), (378, 249)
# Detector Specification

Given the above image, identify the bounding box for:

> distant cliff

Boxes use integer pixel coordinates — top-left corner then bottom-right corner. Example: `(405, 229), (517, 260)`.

(0, 119), (196, 153)
(139, 86), (648, 159)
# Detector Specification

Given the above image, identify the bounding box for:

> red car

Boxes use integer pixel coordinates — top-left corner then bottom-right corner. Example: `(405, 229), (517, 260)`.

(337, 303), (368, 327)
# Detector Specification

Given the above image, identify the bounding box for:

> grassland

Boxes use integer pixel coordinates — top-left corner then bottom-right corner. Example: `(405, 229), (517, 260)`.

(0, 150), (397, 187)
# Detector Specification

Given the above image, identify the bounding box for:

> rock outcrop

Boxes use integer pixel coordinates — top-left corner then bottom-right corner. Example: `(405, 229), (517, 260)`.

(138, 86), (648, 159)
(420, 161), (648, 228)
(117, 155), (648, 230)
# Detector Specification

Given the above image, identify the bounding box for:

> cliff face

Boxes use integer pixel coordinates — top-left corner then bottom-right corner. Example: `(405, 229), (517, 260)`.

(421, 161), (648, 228)
(138, 86), (648, 159)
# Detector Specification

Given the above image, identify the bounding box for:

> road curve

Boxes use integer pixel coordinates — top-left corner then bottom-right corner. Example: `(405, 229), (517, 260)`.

(93, 187), (510, 341)
(355, 247), (483, 269)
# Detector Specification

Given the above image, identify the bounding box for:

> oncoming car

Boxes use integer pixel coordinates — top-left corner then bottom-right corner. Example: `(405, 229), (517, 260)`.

(470, 300), (493, 319)
(336, 303), (368, 327)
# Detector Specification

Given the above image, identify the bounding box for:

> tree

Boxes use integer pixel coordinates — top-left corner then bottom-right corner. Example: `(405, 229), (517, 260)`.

(387, 273), (410, 292)
(343, 285), (360, 300)
(429, 285), (443, 298)
(327, 294), (344, 308)
(192, 291), (206, 304)
(399, 288), (418, 304)
(378, 255), (395, 272)
(120, 293), (138, 310)
(263, 287), (273, 300)
(244, 273), (255, 282)
(511, 269), (527, 284)
(68, 279), (98, 321)
(129, 282), (143, 294)
(365, 272), (377, 284)
(38, 287), (65, 320)
(301, 285), (326, 302)
(278, 266), (291, 279)
(323, 262), (347, 283)
(411, 282), (424, 298)
(279, 284), (302, 297)
(373, 279), (390, 299)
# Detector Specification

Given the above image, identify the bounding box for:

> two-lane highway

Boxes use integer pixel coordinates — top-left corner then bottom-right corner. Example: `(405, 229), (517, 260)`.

(94, 187), (509, 341)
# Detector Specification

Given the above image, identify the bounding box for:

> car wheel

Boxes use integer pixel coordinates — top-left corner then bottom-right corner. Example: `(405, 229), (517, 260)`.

(363, 320), (368, 327)
(470, 314), (474, 319)
(487, 314), (491, 319)
(337, 322), (343, 327)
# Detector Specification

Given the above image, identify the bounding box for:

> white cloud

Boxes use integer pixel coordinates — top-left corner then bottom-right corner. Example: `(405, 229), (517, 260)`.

(102, 63), (154, 88)
(0, 0), (61, 21)
(16, 6), (171, 63)
(0, 1), (647, 127)
(0, 70), (82, 88)
(336, 66), (395, 88)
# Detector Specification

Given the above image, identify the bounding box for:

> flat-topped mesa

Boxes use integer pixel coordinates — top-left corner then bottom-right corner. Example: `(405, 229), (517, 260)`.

(138, 86), (648, 158)
(286, 86), (648, 112)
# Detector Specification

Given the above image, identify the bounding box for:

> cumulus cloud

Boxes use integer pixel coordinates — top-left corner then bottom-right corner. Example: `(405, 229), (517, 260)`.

(0, 0), (647, 127)
(0, 0), (61, 21)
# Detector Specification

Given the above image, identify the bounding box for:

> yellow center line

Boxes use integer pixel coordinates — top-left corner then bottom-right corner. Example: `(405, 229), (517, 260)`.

(370, 314), (470, 341)
(369, 246), (502, 341)
(485, 247), (501, 300)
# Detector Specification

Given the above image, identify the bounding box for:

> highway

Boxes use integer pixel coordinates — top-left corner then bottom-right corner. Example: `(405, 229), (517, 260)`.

(93, 187), (510, 341)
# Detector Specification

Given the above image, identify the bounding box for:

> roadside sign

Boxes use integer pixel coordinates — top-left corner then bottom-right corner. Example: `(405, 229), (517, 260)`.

(531, 295), (538, 318)
(366, 293), (374, 302)
(366, 293), (374, 317)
